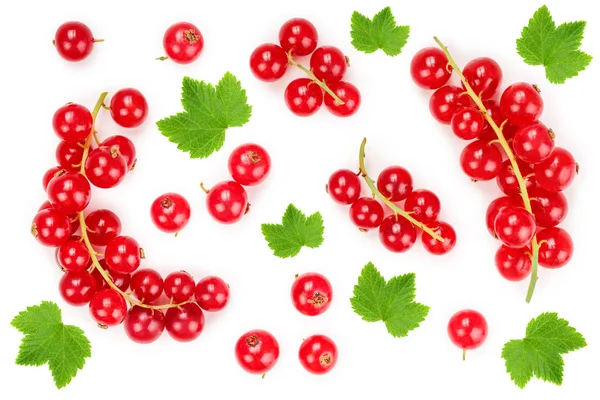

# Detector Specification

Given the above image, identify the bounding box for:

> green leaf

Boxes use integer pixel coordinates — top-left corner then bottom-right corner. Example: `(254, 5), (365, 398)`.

(10, 301), (91, 389)
(261, 204), (324, 258)
(350, 7), (410, 56)
(502, 312), (586, 388)
(517, 5), (592, 83)
(350, 263), (429, 338)
(157, 72), (252, 159)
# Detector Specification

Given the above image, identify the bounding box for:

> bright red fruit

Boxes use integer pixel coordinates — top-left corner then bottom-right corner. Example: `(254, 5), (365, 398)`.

(130, 269), (164, 302)
(92, 260), (131, 292)
(150, 193), (191, 233)
(513, 122), (555, 164)
(43, 166), (63, 191)
(52, 103), (93, 143)
(291, 272), (332, 316)
(195, 276), (230, 312)
(422, 222), (456, 255)
(84, 209), (122, 246)
(105, 236), (142, 274)
(327, 169), (361, 205)
(47, 171), (91, 214)
(228, 143), (271, 186)
(459, 140), (503, 181)
(533, 147), (577, 192)
(349, 197), (384, 230)
(250, 44), (288, 82)
(379, 215), (417, 253)
(324, 81), (361, 117)
(59, 271), (97, 306)
(284, 78), (323, 117)
(462, 57), (502, 99)
(164, 271), (195, 303)
(84, 147), (128, 189)
(56, 141), (84, 170)
(447, 310), (488, 358)
(495, 245), (531, 281)
(537, 227), (573, 268)
(298, 335), (338, 375)
(451, 107), (485, 140)
(376, 166), (413, 201)
(31, 209), (72, 247)
(529, 188), (568, 228)
(500, 83), (543, 126)
(205, 181), (248, 224)
(477, 100), (508, 141)
(165, 303), (204, 342)
(54, 22), (97, 62)
(404, 189), (441, 223)
(162, 22), (203, 64)
(124, 306), (165, 344)
(429, 85), (470, 124)
(235, 330), (280, 374)
(410, 48), (452, 90)
(485, 196), (519, 237)
(494, 206), (536, 248)
(101, 135), (137, 170)
(57, 240), (90, 272)
(279, 18), (318, 56)
(496, 160), (536, 197)
(89, 289), (127, 326)
(310, 46), (347, 83)
(110, 88), (148, 128)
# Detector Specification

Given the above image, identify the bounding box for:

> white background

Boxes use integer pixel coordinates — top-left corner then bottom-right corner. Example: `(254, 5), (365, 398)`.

(0, 0), (598, 398)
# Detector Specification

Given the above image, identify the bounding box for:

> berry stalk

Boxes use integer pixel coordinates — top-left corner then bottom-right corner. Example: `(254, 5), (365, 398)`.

(286, 52), (345, 105)
(359, 138), (444, 242)
(433, 37), (540, 302)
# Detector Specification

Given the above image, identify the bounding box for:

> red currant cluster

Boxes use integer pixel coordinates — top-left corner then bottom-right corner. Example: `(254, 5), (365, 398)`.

(411, 42), (576, 299)
(32, 91), (229, 343)
(201, 144), (271, 224)
(250, 18), (361, 117)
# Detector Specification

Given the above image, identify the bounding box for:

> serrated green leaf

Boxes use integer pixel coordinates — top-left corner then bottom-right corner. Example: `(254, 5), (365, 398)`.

(11, 301), (62, 335)
(350, 262), (387, 322)
(350, 7), (410, 56)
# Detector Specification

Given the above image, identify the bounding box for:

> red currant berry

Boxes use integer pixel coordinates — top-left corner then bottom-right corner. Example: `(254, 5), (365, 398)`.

(298, 334), (338, 375)
(500, 83), (543, 126)
(54, 21), (97, 62)
(284, 78), (323, 117)
(485, 196), (520, 237)
(327, 169), (361, 205)
(89, 289), (127, 326)
(496, 160), (536, 197)
(57, 240), (90, 272)
(130, 269), (164, 302)
(31, 209), (72, 247)
(110, 88), (148, 128)
(228, 143), (271, 186)
(291, 272), (332, 316)
(105, 236), (142, 274)
(533, 147), (577, 192)
(37, 204), (79, 234)
(195, 276), (230, 312)
(150, 193), (191, 233)
(447, 310), (488, 358)
(84, 147), (128, 189)
(165, 303), (205, 342)
(101, 135), (137, 171)
(84, 209), (122, 246)
(459, 139), (503, 181)
(92, 260), (131, 291)
(404, 189), (441, 223)
(47, 171), (91, 214)
(477, 100), (509, 141)
(310, 46), (347, 83)
(377, 166), (413, 202)
(164, 271), (195, 302)
(410, 47), (452, 90)
(513, 122), (555, 164)
(162, 22), (203, 64)
(422, 222), (457, 255)
(43, 166), (63, 192)
(56, 141), (84, 171)
(537, 227), (573, 268)
(235, 330), (280, 374)
(494, 206), (536, 248)
(279, 18), (318, 56)
(429, 85), (470, 124)
(124, 306), (165, 344)
(324, 81), (361, 117)
(59, 271), (98, 306)
(495, 245), (532, 281)
(204, 181), (249, 224)
(451, 107), (485, 140)
(379, 215), (417, 253)
(349, 197), (384, 230)
(529, 188), (568, 228)
(249, 44), (288, 82)
(52, 103), (93, 143)
(462, 57), (502, 99)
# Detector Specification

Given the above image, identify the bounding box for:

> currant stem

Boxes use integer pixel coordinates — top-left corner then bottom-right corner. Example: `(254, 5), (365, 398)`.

(359, 138), (444, 242)
(433, 37), (540, 302)
(80, 92), (108, 175)
(286, 52), (345, 105)
(462, 348), (466, 361)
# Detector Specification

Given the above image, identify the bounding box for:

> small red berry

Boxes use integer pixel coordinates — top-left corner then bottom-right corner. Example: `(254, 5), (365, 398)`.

(235, 330), (280, 374)
(31, 209), (72, 247)
(327, 169), (361, 205)
(298, 335), (338, 375)
(422, 222), (457, 255)
(495, 245), (532, 281)
(228, 143), (271, 186)
(89, 289), (127, 326)
(162, 22), (204, 64)
(379, 215), (417, 253)
(204, 181), (249, 224)
(324, 81), (361, 117)
(124, 306), (165, 344)
(279, 18), (318, 56)
(284, 78), (323, 117)
(447, 309), (488, 359)
(59, 271), (98, 306)
(105, 236), (142, 274)
(164, 271), (195, 303)
(101, 135), (137, 171)
(54, 21), (97, 62)
(349, 197), (384, 230)
(195, 276), (230, 312)
(52, 104), (93, 143)
(404, 189), (441, 223)
(84, 209), (122, 246)
(150, 193), (191, 233)
(250, 44), (288, 82)
(130, 269), (164, 302)
(110, 88), (148, 128)
(291, 272), (333, 316)
(165, 303), (205, 342)
(310, 46), (347, 83)
(410, 48), (452, 90)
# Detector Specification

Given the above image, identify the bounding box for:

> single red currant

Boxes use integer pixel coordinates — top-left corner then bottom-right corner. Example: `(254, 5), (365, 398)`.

(349, 197), (384, 230)
(477, 100), (508, 141)
(57, 240), (90, 272)
(250, 44), (288, 82)
(327, 169), (361, 205)
(195, 276), (230, 312)
(85, 209), (122, 246)
(324, 81), (361, 117)
(451, 107), (485, 140)
(533, 147), (577, 192)
(56, 141), (84, 170)
(485, 196), (520, 237)
(124, 306), (165, 344)
(500, 83), (543, 126)
(59, 271), (98, 306)
(422, 222), (457, 255)
(447, 310), (488, 359)
(105, 236), (142, 274)
(462, 57), (503, 99)
(228, 143), (271, 186)
(54, 21), (97, 62)
(495, 245), (532, 281)
(163, 271), (195, 303)
(459, 140), (503, 181)
(31, 209), (72, 247)
(130, 269), (164, 302)
(279, 18), (318, 56)
(410, 47), (452, 90)
(43, 166), (63, 192)
(376, 166), (413, 202)
(101, 135), (137, 170)
(162, 22), (203, 64)
(47, 171), (91, 214)
(150, 193), (191, 233)
(298, 335), (338, 375)
(165, 303), (205, 342)
(110, 88), (148, 128)
(404, 189), (441, 223)
(92, 260), (131, 291)
(310, 46), (347, 83)
(379, 215), (417, 253)
(204, 181), (249, 224)
(496, 160), (536, 197)
(494, 206), (536, 248)
(52, 103), (93, 143)
(291, 272), (332, 316)
(429, 85), (470, 124)
(537, 227), (573, 268)
(89, 289), (127, 327)
(284, 78), (323, 117)
(529, 188), (568, 228)
(235, 330), (280, 374)
(84, 147), (128, 189)
(513, 122), (555, 164)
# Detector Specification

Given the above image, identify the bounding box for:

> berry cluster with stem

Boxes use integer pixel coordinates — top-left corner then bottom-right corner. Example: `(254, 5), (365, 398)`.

(285, 52), (344, 105)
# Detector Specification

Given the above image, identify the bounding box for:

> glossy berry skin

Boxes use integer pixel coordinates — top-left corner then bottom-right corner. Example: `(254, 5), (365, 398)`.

(298, 335), (338, 375)
(124, 306), (165, 344)
(31, 209), (72, 247)
(59, 271), (97, 306)
(84, 147), (128, 189)
(235, 330), (280, 374)
(379, 215), (417, 253)
(349, 197), (384, 230)
(101, 135), (137, 170)
(500, 83), (543, 126)
(376, 166), (413, 202)
(52, 103), (93, 143)
(429, 85), (470, 124)
(38, 202), (80, 234)
(205, 181), (248, 224)
(485, 197), (520, 238)
(537, 227), (573, 268)
(89, 289), (127, 326)
(249, 44), (288, 82)
(460, 140), (503, 181)
(195, 276), (230, 312)
(150, 193), (191, 233)
(164, 271), (195, 302)
(451, 107), (485, 140)
(57, 240), (90, 272)
(43, 166), (63, 191)
(324, 81), (361, 117)
(54, 22), (96, 62)
(513, 122), (554, 164)
(462, 57), (503, 99)
(494, 207), (536, 248)
(165, 303), (205, 342)
(130, 269), (164, 302)
(228, 143), (271, 186)
(495, 245), (532, 281)
(404, 189), (441, 223)
(291, 272), (333, 316)
(279, 18), (318, 56)
(163, 22), (203, 64)
(310, 46), (347, 83)
(85, 209), (122, 246)
(110, 88), (148, 128)
(47, 171), (91, 214)
(284, 78), (323, 117)
(105, 236), (141, 274)
(92, 260), (131, 292)
(56, 141), (84, 170)
(496, 160), (536, 197)
(529, 188), (568, 228)
(410, 47), (452, 90)
(478, 100), (509, 141)
(447, 310), (488, 353)
(422, 222), (457, 255)
(327, 169), (361, 205)
(533, 147), (577, 192)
